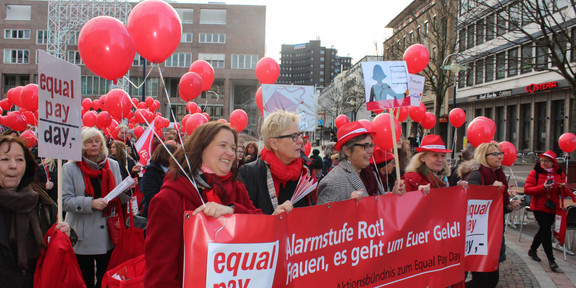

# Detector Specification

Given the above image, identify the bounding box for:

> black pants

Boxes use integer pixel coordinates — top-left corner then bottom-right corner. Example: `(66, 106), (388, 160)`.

(76, 250), (112, 288)
(531, 210), (556, 262)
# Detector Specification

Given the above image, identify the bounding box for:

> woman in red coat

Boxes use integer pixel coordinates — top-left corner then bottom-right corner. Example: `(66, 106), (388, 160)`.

(145, 122), (292, 288)
(402, 135), (451, 193)
(524, 150), (571, 272)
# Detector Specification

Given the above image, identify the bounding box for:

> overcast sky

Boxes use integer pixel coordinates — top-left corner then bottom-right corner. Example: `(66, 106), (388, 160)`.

(176, 0), (414, 63)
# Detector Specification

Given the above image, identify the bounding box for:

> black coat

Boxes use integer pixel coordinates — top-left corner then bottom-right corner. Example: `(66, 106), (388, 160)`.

(139, 161), (167, 217)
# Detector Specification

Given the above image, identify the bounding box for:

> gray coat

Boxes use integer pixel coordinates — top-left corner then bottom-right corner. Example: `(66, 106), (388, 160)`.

(317, 160), (383, 204)
(62, 157), (122, 255)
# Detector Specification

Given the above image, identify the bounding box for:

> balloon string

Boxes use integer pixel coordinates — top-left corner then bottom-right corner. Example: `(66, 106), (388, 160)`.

(122, 64), (158, 90)
(508, 166), (519, 189)
(371, 155), (387, 194)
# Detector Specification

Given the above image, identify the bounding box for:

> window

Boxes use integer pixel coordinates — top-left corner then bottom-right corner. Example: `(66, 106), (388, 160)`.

(165, 53), (191, 67)
(3, 49), (29, 64)
(466, 62), (474, 86)
(231, 54), (258, 69)
(496, 52), (506, 79)
(475, 19), (484, 45)
(416, 26), (421, 41)
(5, 5), (31, 20)
(475, 59), (484, 84)
(130, 77), (159, 97)
(133, 54), (151, 66)
(497, 10), (507, 36)
(552, 34), (568, 66)
(535, 40), (548, 70)
(458, 69), (466, 88)
(459, 0), (468, 15)
(67, 31), (79, 45)
(198, 33), (226, 44)
(485, 55), (494, 82)
(467, 24), (475, 48)
(507, 48), (518, 77)
(572, 27), (576, 62)
(200, 9), (226, 25)
(485, 13), (495, 41)
(555, 0), (570, 10)
(198, 53), (225, 69)
(37, 30), (48, 44)
(81, 75), (112, 96)
(521, 43), (533, 73)
(4, 29), (30, 39)
(176, 9), (194, 24)
(181, 33), (193, 43)
(67, 50), (83, 65)
(409, 31), (413, 45)
(509, 4), (520, 31)
(458, 28), (466, 52)
(424, 21), (429, 36)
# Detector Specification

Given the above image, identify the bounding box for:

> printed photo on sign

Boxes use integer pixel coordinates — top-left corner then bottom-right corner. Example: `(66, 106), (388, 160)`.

(262, 84), (316, 132)
(206, 242), (278, 288)
(362, 61), (409, 110)
(465, 200), (492, 256)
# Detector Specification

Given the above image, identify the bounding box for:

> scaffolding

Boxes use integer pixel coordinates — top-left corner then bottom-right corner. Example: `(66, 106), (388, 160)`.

(47, 0), (132, 90)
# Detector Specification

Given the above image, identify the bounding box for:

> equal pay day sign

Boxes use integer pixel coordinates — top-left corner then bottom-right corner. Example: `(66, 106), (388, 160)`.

(38, 50), (81, 161)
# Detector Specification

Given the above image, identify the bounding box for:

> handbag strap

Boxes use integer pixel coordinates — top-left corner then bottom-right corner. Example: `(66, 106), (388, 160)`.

(128, 199), (135, 228)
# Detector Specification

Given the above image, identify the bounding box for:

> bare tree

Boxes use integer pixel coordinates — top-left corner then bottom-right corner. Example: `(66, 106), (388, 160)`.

(318, 71), (366, 125)
(342, 72), (367, 121)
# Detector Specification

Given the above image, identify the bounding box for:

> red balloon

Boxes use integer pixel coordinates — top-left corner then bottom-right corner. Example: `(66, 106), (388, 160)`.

(181, 114), (191, 127)
(335, 115), (350, 129)
(131, 98), (139, 107)
(185, 113), (208, 135)
(500, 141), (518, 166)
(189, 60), (215, 91)
(255, 57), (280, 84)
(179, 72), (204, 101)
(470, 116), (496, 135)
(82, 111), (98, 127)
(467, 117), (496, 147)
(392, 107), (409, 122)
(186, 102), (198, 114)
(7, 86), (23, 108)
(371, 113), (401, 150)
(106, 120), (120, 139)
(106, 89), (132, 120)
(217, 119), (228, 124)
(229, 109), (248, 132)
(92, 99), (100, 111)
(304, 142), (311, 156)
(96, 111), (112, 129)
(99, 94), (108, 111)
(5, 111), (27, 131)
(403, 44), (430, 74)
(559, 133), (576, 153)
(145, 96), (154, 108)
(22, 111), (36, 126)
(408, 102), (426, 123)
(255, 87), (263, 114)
(134, 126), (145, 139)
(202, 112), (210, 121)
(358, 119), (372, 131)
(20, 130), (37, 147)
(152, 100), (160, 112)
(78, 16), (135, 81)
(19, 84), (39, 111)
(127, 0), (181, 63)
(82, 98), (92, 111)
(0, 98), (13, 111)
(449, 108), (466, 128)
(421, 112), (436, 130)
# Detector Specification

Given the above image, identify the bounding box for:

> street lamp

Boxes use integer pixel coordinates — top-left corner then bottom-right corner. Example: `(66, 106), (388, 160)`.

(441, 53), (468, 160)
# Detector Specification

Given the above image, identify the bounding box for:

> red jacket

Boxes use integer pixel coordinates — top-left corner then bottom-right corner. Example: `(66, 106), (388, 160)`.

(145, 173), (262, 288)
(524, 164), (571, 213)
(402, 172), (430, 192)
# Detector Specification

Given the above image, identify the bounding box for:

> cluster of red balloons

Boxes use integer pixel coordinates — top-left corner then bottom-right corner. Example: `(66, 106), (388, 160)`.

(179, 60), (215, 102)
(0, 85), (40, 131)
(78, 0), (182, 82)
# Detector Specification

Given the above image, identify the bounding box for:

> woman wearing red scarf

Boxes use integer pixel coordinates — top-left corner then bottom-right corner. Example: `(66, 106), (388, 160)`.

(465, 142), (521, 288)
(238, 110), (313, 214)
(145, 122), (292, 288)
(62, 127), (124, 288)
(402, 135), (452, 193)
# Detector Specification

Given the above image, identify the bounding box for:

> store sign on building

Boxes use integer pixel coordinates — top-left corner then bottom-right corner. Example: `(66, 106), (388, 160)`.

(476, 89), (512, 100)
(525, 81), (557, 93)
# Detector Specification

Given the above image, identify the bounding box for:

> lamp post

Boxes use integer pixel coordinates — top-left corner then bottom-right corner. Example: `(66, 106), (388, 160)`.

(441, 53), (468, 160)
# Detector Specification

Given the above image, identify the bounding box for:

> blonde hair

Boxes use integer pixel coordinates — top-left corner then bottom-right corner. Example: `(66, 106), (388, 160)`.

(474, 142), (501, 167)
(42, 158), (57, 171)
(405, 151), (448, 174)
(81, 127), (108, 160)
(261, 110), (300, 150)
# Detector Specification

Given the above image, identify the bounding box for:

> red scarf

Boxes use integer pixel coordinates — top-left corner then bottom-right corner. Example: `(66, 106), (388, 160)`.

(478, 164), (510, 206)
(77, 159), (116, 199)
(260, 147), (303, 194)
(202, 172), (242, 205)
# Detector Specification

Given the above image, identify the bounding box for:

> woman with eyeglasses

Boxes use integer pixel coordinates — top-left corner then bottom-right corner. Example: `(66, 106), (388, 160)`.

(317, 121), (387, 204)
(524, 150), (571, 272)
(235, 145), (246, 168)
(464, 142), (521, 288)
(238, 110), (311, 214)
(402, 135), (451, 193)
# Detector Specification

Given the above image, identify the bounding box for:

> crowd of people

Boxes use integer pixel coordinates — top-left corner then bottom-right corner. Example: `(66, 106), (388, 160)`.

(0, 109), (570, 288)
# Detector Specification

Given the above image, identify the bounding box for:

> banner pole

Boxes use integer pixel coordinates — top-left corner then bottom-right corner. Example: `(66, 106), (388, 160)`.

(57, 159), (63, 223)
(388, 109), (401, 182)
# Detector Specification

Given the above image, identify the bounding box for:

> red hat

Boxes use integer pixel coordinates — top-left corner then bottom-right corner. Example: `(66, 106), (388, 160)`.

(334, 121), (376, 151)
(415, 135), (452, 153)
(539, 150), (558, 165)
(370, 147), (395, 166)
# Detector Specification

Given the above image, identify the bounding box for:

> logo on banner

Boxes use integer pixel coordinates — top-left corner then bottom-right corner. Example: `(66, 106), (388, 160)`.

(465, 200), (492, 256)
(206, 241), (278, 288)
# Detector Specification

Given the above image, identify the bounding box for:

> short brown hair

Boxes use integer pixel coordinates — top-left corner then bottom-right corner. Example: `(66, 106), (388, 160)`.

(0, 136), (38, 190)
(151, 142), (177, 167)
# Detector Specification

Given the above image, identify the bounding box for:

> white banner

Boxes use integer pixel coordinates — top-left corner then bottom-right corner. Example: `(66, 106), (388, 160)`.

(37, 50), (82, 161)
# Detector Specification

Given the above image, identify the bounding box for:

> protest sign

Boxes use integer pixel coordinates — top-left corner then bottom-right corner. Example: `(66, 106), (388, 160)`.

(261, 84), (316, 132)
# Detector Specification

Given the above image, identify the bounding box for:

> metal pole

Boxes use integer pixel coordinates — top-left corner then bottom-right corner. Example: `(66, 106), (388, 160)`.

(451, 74), (457, 160)
(141, 61), (147, 102)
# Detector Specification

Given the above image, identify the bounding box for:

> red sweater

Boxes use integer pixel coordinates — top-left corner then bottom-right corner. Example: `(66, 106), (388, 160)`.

(524, 165), (571, 213)
(145, 173), (262, 288)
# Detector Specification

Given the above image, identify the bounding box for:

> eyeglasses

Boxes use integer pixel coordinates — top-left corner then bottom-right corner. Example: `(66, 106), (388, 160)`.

(540, 158), (554, 163)
(272, 132), (303, 142)
(485, 152), (504, 157)
(353, 143), (375, 151)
